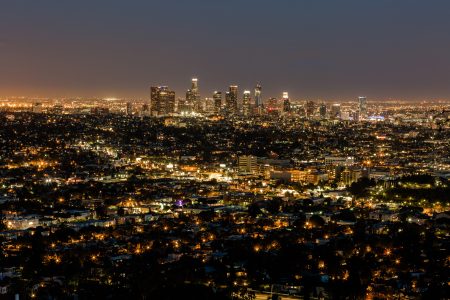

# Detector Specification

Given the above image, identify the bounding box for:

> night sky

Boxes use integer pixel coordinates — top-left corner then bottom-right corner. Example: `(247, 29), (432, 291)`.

(1, 0), (450, 100)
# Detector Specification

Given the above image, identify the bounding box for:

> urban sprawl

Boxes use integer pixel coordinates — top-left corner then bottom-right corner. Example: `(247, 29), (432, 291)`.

(0, 79), (449, 299)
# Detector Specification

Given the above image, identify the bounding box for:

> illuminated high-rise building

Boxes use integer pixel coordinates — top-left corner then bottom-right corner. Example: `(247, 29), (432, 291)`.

(150, 87), (158, 99)
(177, 98), (189, 114)
(331, 103), (341, 119)
(192, 78), (201, 113)
(142, 103), (150, 116)
(242, 90), (251, 116)
(282, 92), (291, 113)
(126, 102), (132, 116)
(267, 97), (279, 114)
(352, 111), (360, 122)
(306, 100), (315, 117)
(186, 78), (201, 113)
(150, 86), (176, 116)
(254, 84), (262, 106)
(319, 103), (327, 119)
(225, 92), (233, 114)
(213, 91), (222, 114)
(185, 90), (195, 112)
(358, 96), (367, 117)
(238, 155), (258, 174)
(225, 85), (238, 114)
(204, 97), (214, 114)
(191, 78), (199, 94)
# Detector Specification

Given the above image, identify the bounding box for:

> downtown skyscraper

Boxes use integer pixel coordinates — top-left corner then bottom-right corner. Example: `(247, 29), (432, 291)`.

(150, 86), (176, 116)
(186, 78), (201, 113)
(358, 96), (367, 118)
(254, 84), (263, 114)
(213, 91), (222, 114)
(319, 103), (327, 119)
(282, 92), (291, 113)
(242, 90), (251, 116)
(225, 85), (238, 114)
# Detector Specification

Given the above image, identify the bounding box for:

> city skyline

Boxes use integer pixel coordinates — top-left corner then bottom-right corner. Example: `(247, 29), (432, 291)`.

(1, 1), (450, 299)
(2, 75), (448, 104)
(1, 0), (450, 100)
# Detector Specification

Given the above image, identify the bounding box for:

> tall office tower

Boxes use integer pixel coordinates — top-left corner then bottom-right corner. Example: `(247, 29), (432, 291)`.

(242, 90), (251, 116)
(213, 91), (222, 114)
(177, 98), (188, 114)
(191, 78), (199, 94)
(126, 102), (133, 116)
(305, 100), (316, 118)
(225, 85), (238, 114)
(142, 103), (150, 116)
(191, 78), (202, 113)
(267, 97), (279, 114)
(282, 92), (291, 113)
(185, 89), (196, 113)
(160, 88), (176, 115)
(150, 86), (176, 116)
(150, 86), (160, 115)
(204, 98), (215, 114)
(352, 111), (360, 122)
(225, 92), (232, 114)
(185, 78), (201, 113)
(331, 103), (341, 119)
(254, 84), (263, 111)
(358, 96), (367, 118)
(319, 103), (327, 119)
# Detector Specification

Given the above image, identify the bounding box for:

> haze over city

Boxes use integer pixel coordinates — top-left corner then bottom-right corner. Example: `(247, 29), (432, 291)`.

(1, 0), (450, 100)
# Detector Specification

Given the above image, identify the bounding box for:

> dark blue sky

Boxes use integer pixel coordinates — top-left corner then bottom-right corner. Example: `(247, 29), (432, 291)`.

(1, 0), (450, 100)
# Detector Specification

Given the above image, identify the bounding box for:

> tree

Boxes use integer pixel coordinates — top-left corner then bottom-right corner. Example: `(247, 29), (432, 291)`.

(248, 202), (262, 217)
(349, 177), (375, 198)
(293, 213), (306, 229)
(266, 198), (282, 214)
(309, 215), (325, 227)
(333, 209), (357, 222)
(0, 220), (6, 231)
